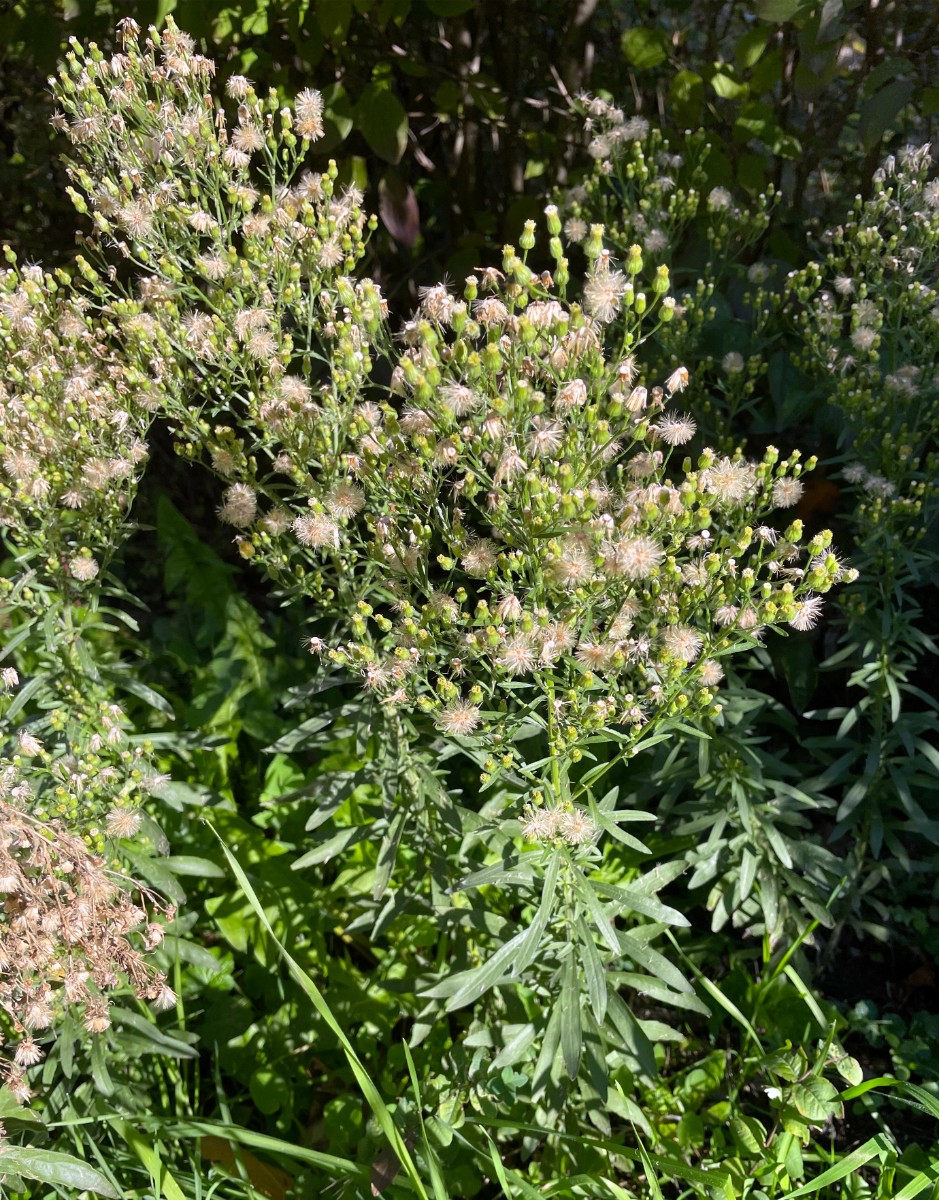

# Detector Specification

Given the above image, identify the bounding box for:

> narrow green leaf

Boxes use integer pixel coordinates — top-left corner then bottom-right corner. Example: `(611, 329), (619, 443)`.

(212, 828), (430, 1200)
(605, 991), (656, 1075)
(617, 932), (693, 995)
(786, 1134), (893, 1197)
(680, 960), (759, 1049)
(577, 917), (608, 1022)
(493, 1024), (537, 1070)
(577, 876), (621, 955)
(111, 1120), (186, 1200)
(783, 964), (829, 1030)
(443, 853), (560, 1011)
(161, 1119), (367, 1178)
(893, 1161), (939, 1200)
(483, 1133), (544, 1200)
(560, 954), (583, 1079)
(592, 879), (690, 926)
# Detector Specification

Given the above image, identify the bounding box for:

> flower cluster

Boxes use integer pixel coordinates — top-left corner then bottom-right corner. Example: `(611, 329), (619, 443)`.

(558, 96), (779, 447)
(0, 256), (168, 584)
(791, 143), (939, 517)
(300, 223), (853, 796)
(0, 775), (175, 1102)
(51, 19), (387, 609)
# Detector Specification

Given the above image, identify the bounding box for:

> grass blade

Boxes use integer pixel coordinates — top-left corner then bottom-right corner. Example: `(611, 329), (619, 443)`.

(211, 824), (430, 1200)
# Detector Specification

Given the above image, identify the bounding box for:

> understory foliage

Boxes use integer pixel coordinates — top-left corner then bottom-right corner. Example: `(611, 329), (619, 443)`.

(0, 12), (937, 1200)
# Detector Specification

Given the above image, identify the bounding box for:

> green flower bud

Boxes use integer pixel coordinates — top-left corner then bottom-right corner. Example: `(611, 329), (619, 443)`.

(585, 224), (605, 261)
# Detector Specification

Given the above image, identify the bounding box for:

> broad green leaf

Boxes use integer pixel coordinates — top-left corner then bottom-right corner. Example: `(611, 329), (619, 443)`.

(711, 72), (749, 100)
(833, 1052), (863, 1086)
(736, 27), (770, 68)
(356, 83), (409, 163)
(620, 27), (668, 70)
(162, 855), (225, 878)
(730, 1115), (768, 1157)
(316, 0), (353, 40)
(756, 0), (813, 19)
(788, 1076), (843, 1123)
(0, 1147), (119, 1198)
(317, 81), (355, 152)
(859, 80), (914, 152)
(670, 69), (704, 123)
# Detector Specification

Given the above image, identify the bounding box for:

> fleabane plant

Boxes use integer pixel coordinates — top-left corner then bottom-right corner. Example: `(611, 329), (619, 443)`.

(331, 233), (838, 774)
(51, 17), (387, 608)
(782, 146), (939, 898)
(558, 95), (780, 446)
(0, 259), (180, 1098)
(47, 21), (858, 1085)
(298, 218), (855, 1058)
(0, 256), (166, 585)
(791, 142), (939, 517)
(0, 755), (177, 1103)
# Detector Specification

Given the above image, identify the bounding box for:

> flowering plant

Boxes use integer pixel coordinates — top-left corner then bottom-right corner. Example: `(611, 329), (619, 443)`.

(41, 22), (861, 1085)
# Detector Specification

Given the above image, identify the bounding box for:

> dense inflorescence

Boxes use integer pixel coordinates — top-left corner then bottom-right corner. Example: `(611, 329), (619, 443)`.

(0, 778), (175, 1101)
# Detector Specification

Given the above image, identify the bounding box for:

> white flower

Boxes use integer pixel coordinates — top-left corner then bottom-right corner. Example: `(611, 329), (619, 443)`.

(436, 701), (482, 735)
(602, 536), (664, 580)
(662, 625), (703, 662)
(789, 595), (824, 631)
(293, 513), (340, 548)
(772, 478), (804, 508)
(850, 326), (877, 352)
(653, 413), (696, 446)
(583, 270), (627, 324)
(665, 366), (689, 394)
(69, 555), (100, 581)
